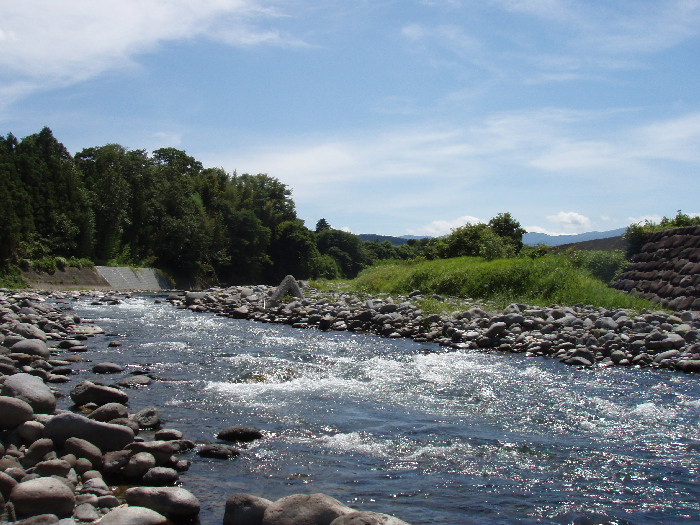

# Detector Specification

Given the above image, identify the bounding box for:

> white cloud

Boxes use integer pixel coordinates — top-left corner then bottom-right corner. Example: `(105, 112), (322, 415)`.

(0, 0), (303, 106)
(546, 211), (591, 230)
(407, 215), (483, 237)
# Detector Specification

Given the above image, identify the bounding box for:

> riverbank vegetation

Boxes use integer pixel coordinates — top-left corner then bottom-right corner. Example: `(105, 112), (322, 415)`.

(0, 127), (683, 309)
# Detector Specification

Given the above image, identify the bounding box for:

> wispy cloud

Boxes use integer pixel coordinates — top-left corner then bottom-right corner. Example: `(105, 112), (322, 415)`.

(407, 215), (483, 237)
(0, 0), (303, 106)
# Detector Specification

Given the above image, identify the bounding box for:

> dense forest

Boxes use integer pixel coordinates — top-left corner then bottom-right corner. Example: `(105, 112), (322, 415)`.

(0, 127), (444, 286)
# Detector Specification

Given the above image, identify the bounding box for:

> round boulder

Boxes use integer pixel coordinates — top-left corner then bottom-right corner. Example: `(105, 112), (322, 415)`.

(70, 380), (129, 407)
(87, 402), (128, 422)
(63, 437), (103, 470)
(0, 395), (34, 430)
(44, 412), (134, 452)
(217, 425), (264, 443)
(1, 373), (56, 413)
(10, 339), (50, 359)
(11, 323), (48, 341)
(92, 362), (124, 374)
(10, 477), (76, 518)
(224, 493), (273, 525)
(125, 486), (200, 519)
(98, 506), (169, 525)
(262, 493), (353, 525)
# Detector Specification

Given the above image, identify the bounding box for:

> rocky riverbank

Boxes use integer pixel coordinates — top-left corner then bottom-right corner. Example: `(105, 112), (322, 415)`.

(176, 278), (700, 374)
(0, 289), (409, 524)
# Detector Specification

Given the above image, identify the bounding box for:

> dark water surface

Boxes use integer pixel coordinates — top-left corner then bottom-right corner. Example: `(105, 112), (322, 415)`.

(54, 295), (700, 524)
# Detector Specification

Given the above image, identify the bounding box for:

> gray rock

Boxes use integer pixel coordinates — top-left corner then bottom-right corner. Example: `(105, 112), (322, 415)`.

(197, 443), (240, 459)
(130, 405), (162, 429)
(44, 412), (134, 452)
(330, 511), (411, 525)
(154, 428), (183, 441)
(33, 459), (72, 478)
(122, 451), (157, 479)
(1, 373), (56, 413)
(101, 450), (131, 474)
(72, 502), (99, 522)
(0, 470), (19, 500)
(125, 486), (200, 519)
(78, 477), (111, 497)
(63, 437), (103, 470)
(0, 395), (35, 429)
(12, 323), (48, 341)
(69, 381), (129, 407)
(115, 375), (154, 388)
(87, 402), (128, 422)
(217, 425), (264, 442)
(15, 420), (45, 443)
(125, 440), (180, 465)
(10, 477), (76, 518)
(262, 493), (353, 525)
(142, 466), (179, 485)
(10, 339), (50, 359)
(91, 362), (123, 374)
(97, 506), (170, 525)
(224, 493), (273, 525)
(15, 515), (60, 525)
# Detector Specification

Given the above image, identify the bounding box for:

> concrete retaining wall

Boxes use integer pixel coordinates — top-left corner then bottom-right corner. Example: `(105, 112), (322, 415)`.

(612, 225), (700, 310)
(95, 267), (171, 291)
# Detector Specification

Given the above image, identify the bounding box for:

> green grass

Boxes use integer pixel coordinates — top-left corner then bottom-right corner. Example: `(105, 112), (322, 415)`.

(349, 255), (654, 311)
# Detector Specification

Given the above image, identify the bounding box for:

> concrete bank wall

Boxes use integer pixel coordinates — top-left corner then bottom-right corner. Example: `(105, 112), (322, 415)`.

(95, 266), (171, 291)
(612, 225), (700, 310)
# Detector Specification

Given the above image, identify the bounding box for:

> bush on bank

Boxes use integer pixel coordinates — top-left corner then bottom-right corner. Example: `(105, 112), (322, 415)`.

(348, 255), (654, 310)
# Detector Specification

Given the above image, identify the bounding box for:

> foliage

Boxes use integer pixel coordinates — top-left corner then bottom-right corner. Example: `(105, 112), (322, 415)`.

(624, 210), (700, 256)
(566, 249), (628, 284)
(316, 228), (369, 278)
(351, 256), (654, 310)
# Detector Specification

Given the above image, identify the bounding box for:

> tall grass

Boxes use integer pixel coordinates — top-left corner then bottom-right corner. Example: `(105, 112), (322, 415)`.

(351, 255), (653, 310)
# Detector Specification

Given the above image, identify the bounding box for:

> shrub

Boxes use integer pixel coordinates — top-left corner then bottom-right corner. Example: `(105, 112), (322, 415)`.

(566, 250), (628, 284)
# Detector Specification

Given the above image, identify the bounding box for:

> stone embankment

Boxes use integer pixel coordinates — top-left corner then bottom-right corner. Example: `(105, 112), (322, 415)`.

(613, 225), (700, 310)
(176, 279), (700, 373)
(0, 289), (410, 524)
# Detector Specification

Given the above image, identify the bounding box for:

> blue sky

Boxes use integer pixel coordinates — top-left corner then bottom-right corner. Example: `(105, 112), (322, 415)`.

(2, 0), (699, 237)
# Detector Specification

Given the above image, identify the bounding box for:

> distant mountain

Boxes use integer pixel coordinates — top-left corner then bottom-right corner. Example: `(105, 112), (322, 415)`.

(523, 227), (626, 246)
(358, 234), (411, 245)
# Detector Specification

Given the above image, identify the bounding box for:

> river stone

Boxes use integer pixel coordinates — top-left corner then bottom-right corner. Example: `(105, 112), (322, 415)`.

(63, 437), (103, 470)
(87, 402), (128, 422)
(10, 477), (76, 518)
(197, 443), (241, 459)
(126, 441), (180, 464)
(44, 412), (134, 452)
(115, 374), (153, 388)
(223, 493), (273, 525)
(217, 425), (264, 442)
(22, 438), (55, 467)
(91, 362), (123, 374)
(122, 451), (157, 478)
(16, 420), (45, 443)
(142, 466), (179, 485)
(130, 405), (162, 429)
(262, 493), (353, 525)
(73, 502), (100, 522)
(98, 506), (170, 525)
(33, 459), (72, 478)
(69, 380), (129, 407)
(330, 511), (410, 525)
(1, 374), (56, 414)
(154, 428), (183, 441)
(10, 339), (50, 359)
(0, 395), (34, 429)
(125, 486), (200, 519)
(0, 470), (18, 500)
(79, 477), (111, 497)
(12, 323), (48, 341)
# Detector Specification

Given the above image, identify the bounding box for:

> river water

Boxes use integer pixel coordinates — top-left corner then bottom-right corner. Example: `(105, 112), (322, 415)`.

(54, 295), (700, 524)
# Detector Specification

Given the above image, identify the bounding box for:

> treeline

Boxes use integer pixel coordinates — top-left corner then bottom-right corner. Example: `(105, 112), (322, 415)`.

(0, 127), (437, 285)
(7, 127), (665, 288)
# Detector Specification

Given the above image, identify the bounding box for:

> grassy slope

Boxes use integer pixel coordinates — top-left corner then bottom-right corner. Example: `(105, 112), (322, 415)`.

(347, 256), (653, 310)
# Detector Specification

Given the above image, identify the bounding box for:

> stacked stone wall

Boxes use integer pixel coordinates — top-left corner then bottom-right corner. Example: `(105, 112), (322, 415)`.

(612, 225), (700, 310)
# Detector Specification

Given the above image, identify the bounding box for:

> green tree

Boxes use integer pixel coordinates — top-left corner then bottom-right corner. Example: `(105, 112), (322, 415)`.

(488, 212), (526, 253)
(316, 229), (368, 278)
(315, 218), (332, 232)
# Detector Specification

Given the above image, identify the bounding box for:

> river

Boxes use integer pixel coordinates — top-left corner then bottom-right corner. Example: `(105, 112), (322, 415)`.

(52, 294), (700, 524)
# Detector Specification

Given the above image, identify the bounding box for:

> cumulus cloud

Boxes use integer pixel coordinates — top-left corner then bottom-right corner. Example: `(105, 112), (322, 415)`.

(546, 211), (591, 230)
(407, 215), (483, 237)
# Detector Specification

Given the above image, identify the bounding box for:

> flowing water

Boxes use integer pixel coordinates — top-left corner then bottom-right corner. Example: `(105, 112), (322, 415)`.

(53, 295), (700, 524)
